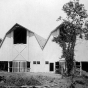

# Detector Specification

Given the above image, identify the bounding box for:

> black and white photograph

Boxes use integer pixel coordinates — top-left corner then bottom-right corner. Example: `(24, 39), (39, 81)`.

(0, 0), (88, 88)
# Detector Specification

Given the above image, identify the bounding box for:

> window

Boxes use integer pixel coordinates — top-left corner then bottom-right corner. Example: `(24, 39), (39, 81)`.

(37, 61), (40, 64)
(76, 62), (80, 65)
(50, 63), (54, 71)
(12, 61), (27, 72)
(27, 61), (30, 68)
(33, 61), (36, 64)
(45, 61), (49, 64)
(14, 27), (27, 44)
(0, 61), (8, 71)
(33, 61), (40, 64)
(82, 62), (88, 72)
(9, 61), (12, 72)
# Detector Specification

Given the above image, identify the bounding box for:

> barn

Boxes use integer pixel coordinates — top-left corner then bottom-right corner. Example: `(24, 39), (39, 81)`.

(0, 23), (47, 72)
(0, 23), (63, 73)
(49, 24), (88, 74)
(43, 28), (64, 73)
(0, 23), (88, 74)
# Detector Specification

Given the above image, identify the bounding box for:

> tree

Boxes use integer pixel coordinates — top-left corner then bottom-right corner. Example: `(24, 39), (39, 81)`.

(53, 0), (88, 76)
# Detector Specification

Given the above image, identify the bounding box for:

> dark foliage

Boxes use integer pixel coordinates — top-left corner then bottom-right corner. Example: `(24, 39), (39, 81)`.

(53, 0), (88, 76)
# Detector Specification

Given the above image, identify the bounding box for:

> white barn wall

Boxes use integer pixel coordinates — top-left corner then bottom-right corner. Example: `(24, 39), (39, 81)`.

(43, 35), (62, 62)
(50, 28), (88, 62)
(43, 33), (62, 73)
(75, 37), (88, 61)
(27, 31), (44, 72)
(0, 32), (12, 61)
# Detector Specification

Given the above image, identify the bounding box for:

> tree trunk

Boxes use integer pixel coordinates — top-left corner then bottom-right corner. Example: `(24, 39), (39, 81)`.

(65, 36), (76, 76)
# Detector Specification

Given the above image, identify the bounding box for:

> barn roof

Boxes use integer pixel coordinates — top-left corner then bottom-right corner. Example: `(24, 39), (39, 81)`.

(43, 25), (60, 49)
(34, 33), (46, 49)
(0, 23), (46, 50)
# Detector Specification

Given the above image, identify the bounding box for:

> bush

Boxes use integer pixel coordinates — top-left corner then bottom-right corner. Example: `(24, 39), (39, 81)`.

(25, 76), (41, 86)
(5, 75), (41, 86)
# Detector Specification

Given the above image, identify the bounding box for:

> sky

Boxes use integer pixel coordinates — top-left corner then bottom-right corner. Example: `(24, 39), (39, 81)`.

(0, 0), (88, 39)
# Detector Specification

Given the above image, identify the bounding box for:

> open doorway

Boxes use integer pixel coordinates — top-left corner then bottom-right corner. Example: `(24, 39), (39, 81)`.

(0, 61), (8, 72)
(27, 61), (30, 72)
(50, 63), (54, 71)
(13, 27), (27, 44)
(82, 62), (88, 72)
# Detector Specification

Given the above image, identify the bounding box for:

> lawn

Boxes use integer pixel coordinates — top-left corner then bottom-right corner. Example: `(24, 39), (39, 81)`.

(0, 71), (88, 88)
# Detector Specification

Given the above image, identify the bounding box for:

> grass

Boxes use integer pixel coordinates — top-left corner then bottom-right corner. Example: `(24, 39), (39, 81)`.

(0, 71), (88, 88)
(0, 72), (42, 86)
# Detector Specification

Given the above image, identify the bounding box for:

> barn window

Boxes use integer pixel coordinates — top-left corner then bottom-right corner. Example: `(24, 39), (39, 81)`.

(45, 61), (49, 64)
(37, 61), (40, 64)
(27, 62), (30, 68)
(76, 62), (80, 65)
(0, 61), (8, 71)
(12, 61), (27, 72)
(33, 61), (36, 64)
(9, 61), (12, 72)
(76, 62), (80, 68)
(14, 27), (27, 44)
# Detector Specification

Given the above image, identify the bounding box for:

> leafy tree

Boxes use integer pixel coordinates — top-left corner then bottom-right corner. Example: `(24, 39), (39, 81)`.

(53, 0), (88, 76)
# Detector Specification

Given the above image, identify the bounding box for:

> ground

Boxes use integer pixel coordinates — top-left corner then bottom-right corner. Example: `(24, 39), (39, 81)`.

(0, 71), (88, 88)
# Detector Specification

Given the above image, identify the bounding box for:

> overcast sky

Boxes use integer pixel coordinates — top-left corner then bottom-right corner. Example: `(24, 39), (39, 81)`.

(0, 0), (88, 39)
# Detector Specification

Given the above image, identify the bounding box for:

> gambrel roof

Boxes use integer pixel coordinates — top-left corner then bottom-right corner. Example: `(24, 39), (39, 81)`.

(34, 33), (46, 49)
(0, 23), (46, 50)
(43, 25), (60, 49)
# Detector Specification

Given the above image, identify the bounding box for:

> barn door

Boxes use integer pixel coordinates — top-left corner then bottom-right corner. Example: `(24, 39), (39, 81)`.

(19, 61), (27, 72)
(12, 61), (19, 72)
(50, 63), (54, 71)
(12, 27), (28, 61)
(12, 61), (27, 72)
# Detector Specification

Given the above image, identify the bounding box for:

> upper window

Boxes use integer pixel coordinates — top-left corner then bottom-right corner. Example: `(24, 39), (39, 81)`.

(33, 61), (36, 64)
(13, 27), (27, 44)
(37, 61), (40, 64)
(45, 61), (49, 64)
